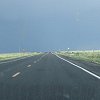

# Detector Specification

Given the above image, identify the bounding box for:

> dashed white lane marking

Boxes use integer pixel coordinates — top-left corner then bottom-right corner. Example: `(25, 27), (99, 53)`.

(12, 72), (20, 78)
(33, 53), (48, 64)
(54, 54), (100, 80)
(27, 65), (31, 67)
(37, 59), (40, 62)
(34, 61), (37, 63)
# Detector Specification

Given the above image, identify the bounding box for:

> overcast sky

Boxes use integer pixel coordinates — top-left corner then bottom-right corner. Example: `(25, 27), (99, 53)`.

(0, 0), (100, 52)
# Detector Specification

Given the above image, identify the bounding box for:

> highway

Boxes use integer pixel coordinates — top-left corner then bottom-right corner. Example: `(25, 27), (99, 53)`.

(0, 53), (100, 100)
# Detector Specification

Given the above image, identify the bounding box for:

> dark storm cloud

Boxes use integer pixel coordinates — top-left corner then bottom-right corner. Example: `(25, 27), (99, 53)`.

(0, 0), (100, 52)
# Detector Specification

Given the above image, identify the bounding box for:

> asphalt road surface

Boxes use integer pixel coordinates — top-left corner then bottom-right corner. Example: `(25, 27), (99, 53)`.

(0, 53), (100, 100)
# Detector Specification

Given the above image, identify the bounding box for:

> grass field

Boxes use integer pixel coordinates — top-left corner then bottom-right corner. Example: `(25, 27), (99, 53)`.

(0, 52), (40, 61)
(57, 50), (100, 64)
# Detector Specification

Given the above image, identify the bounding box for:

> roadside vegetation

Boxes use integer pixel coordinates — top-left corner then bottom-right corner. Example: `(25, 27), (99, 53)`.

(0, 52), (41, 61)
(57, 50), (100, 64)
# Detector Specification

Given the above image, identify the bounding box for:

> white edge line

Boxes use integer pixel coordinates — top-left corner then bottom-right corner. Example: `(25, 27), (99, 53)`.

(0, 54), (47, 64)
(54, 53), (100, 80)
(0, 55), (36, 65)
(12, 72), (20, 78)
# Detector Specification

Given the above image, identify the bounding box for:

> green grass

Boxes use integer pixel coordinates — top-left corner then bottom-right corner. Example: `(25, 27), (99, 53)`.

(56, 50), (100, 64)
(0, 52), (41, 61)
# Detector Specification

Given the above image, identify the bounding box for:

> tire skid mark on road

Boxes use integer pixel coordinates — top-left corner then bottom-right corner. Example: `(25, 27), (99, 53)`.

(54, 53), (100, 80)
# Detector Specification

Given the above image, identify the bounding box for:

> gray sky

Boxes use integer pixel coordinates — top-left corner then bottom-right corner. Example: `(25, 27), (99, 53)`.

(0, 0), (100, 52)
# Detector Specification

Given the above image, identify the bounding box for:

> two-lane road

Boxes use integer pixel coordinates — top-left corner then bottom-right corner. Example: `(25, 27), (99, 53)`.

(0, 53), (100, 100)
